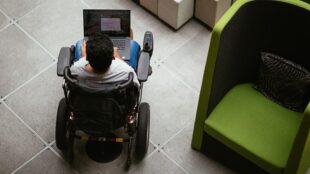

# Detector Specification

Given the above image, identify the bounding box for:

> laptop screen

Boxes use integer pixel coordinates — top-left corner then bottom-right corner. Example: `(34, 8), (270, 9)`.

(83, 10), (130, 37)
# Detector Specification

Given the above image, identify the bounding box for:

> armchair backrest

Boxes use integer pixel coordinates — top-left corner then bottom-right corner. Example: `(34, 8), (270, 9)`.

(207, 0), (310, 115)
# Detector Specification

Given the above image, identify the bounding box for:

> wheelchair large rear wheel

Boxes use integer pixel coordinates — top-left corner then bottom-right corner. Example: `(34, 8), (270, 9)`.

(135, 102), (150, 160)
(56, 98), (68, 150)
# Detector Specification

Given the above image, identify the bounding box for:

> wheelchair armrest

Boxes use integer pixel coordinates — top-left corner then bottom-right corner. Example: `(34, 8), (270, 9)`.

(64, 67), (78, 84)
(137, 51), (150, 82)
(143, 31), (153, 57)
(57, 47), (72, 76)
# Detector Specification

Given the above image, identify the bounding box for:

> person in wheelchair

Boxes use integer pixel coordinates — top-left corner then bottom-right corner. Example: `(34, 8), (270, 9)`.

(71, 33), (140, 88)
(56, 30), (153, 167)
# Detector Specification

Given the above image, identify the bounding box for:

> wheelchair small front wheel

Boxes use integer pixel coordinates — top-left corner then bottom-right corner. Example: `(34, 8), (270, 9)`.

(55, 98), (68, 150)
(135, 102), (150, 160)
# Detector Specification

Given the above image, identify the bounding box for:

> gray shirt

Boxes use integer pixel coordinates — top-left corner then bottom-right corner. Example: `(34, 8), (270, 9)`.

(70, 58), (140, 88)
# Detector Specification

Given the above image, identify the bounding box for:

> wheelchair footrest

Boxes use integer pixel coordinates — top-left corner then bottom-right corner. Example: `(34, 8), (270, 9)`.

(76, 135), (128, 142)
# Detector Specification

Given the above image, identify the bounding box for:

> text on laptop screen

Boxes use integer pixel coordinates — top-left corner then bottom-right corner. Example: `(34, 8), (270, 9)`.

(101, 18), (121, 31)
(83, 10), (130, 37)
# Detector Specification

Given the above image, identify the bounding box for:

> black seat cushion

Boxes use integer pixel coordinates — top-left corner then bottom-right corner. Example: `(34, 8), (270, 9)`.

(254, 52), (310, 112)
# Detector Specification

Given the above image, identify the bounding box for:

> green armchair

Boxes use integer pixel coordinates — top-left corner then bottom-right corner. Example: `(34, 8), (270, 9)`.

(191, 0), (310, 174)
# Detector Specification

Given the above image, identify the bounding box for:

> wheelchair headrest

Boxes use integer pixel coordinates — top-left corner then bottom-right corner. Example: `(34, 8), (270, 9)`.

(63, 66), (134, 94)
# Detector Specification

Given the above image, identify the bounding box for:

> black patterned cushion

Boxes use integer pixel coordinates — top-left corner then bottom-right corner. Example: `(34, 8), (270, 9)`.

(254, 52), (310, 112)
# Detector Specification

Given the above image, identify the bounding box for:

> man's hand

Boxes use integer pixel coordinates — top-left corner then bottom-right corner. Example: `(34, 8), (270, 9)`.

(130, 28), (133, 40)
(113, 47), (123, 60)
(81, 40), (87, 58)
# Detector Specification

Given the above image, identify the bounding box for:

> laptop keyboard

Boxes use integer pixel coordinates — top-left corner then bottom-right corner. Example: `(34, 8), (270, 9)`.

(112, 39), (126, 50)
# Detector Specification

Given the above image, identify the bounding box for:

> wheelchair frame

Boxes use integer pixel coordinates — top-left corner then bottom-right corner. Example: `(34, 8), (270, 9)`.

(55, 31), (153, 168)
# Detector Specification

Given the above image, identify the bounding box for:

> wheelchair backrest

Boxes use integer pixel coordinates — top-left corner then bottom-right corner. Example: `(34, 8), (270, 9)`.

(64, 67), (136, 135)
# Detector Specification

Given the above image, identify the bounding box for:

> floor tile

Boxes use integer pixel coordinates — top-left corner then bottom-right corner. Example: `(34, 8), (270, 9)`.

(164, 28), (211, 91)
(15, 149), (76, 174)
(17, 0), (87, 57)
(5, 65), (63, 142)
(52, 140), (156, 174)
(130, 6), (162, 47)
(162, 122), (235, 174)
(142, 66), (199, 145)
(0, 25), (54, 97)
(175, 19), (207, 41)
(0, 0), (41, 20)
(0, 11), (10, 30)
(140, 20), (206, 62)
(0, 104), (44, 174)
(128, 151), (186, 174)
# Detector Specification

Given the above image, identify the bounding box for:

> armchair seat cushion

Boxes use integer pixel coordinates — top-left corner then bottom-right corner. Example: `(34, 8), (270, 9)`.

(204, 83), (303, 174)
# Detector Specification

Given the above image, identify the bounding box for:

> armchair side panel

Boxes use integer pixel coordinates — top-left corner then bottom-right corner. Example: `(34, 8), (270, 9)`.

(191, 0), (251, 150)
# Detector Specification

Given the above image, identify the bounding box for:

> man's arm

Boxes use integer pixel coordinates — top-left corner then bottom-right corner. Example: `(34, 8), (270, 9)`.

(81, 40), (87, 58)
(113, 47), (123, 60)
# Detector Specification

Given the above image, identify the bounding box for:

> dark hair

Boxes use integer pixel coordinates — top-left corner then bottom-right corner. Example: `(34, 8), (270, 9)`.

(86, 33), (113, 73)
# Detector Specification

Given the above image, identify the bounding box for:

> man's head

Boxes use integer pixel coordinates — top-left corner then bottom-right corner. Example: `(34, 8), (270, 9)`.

(86, 34), (113, 73)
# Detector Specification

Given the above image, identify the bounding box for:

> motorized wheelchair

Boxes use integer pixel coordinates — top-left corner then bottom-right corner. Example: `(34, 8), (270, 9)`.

(55, 31), (153, 168)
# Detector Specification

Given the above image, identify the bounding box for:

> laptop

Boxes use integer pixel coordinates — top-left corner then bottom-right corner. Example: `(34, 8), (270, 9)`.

(83, 9), (131, 60)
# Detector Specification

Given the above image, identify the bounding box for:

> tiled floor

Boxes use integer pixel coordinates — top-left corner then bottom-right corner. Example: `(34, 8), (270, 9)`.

(0, 0), (235, 173)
